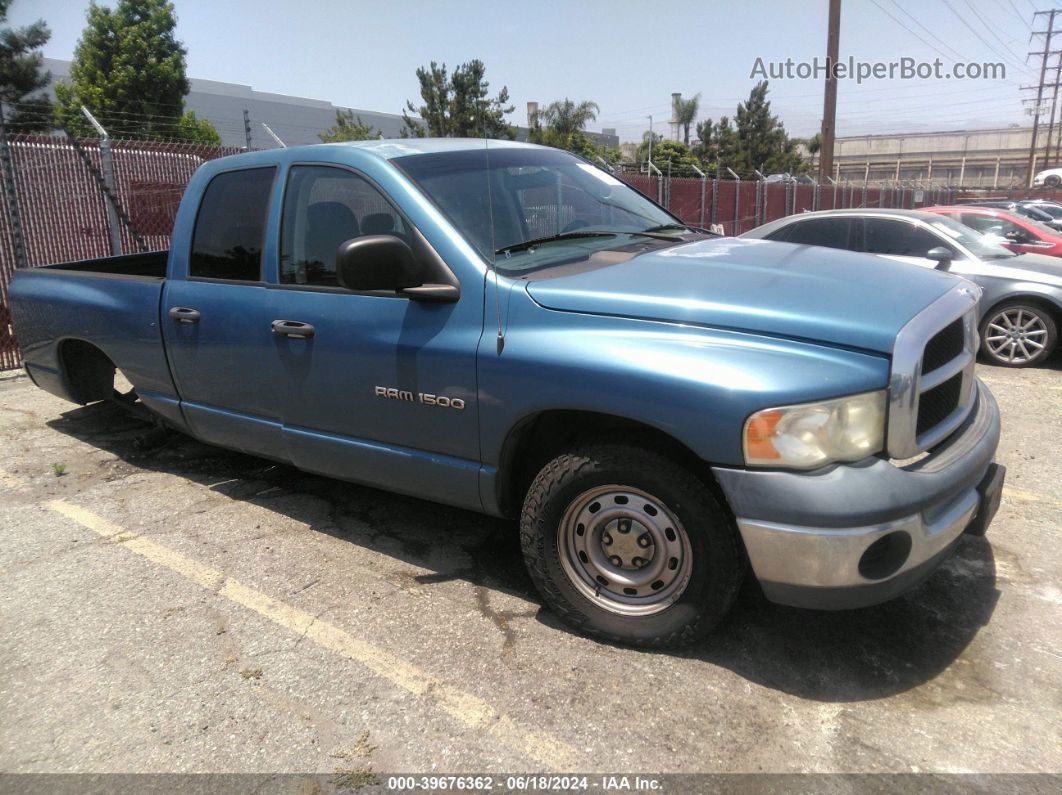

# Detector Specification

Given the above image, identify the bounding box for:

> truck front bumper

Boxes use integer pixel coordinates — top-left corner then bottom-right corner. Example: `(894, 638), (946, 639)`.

(712, 380), (1002, 610)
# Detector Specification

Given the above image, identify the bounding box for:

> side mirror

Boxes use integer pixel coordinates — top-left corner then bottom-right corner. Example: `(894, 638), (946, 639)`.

(1003, 229), (1027, 243)
(926, 246), (953, 271)
(336, 235), (422, 292)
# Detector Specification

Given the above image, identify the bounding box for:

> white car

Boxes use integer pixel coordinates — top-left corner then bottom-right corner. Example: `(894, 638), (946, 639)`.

(1032, 167), (1062, 187)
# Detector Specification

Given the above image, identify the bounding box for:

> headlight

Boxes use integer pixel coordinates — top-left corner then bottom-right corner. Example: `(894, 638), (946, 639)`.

(743, 390), (887, 469)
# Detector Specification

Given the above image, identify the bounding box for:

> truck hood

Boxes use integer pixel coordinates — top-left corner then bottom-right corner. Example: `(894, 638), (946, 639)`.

(524, 237), (961, 353)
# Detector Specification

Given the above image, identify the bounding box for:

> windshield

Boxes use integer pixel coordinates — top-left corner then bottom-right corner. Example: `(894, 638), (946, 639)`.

(1031, 203), (1062, 218)
(925, 214), (1015, 259)
(393, 146), (678, 273)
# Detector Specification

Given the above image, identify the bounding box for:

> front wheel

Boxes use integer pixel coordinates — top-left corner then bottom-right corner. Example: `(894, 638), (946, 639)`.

(1046, 175), (1061, 188)
(980, 302), (1057, 367)
(520, 442), (745, 647)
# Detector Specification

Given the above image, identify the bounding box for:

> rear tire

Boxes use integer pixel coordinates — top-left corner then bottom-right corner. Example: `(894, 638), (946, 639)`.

(979, 302), (1057, 367)
(520, 442), (745, 648)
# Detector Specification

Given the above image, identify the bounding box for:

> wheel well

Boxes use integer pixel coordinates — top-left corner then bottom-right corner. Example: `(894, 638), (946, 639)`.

(981, 294), (1062, 332)
(59, 339), (116, 404)
(496, 409), (719, 518)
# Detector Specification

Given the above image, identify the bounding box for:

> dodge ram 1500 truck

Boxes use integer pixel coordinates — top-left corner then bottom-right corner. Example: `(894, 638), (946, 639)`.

(9, 140), (1004, 647)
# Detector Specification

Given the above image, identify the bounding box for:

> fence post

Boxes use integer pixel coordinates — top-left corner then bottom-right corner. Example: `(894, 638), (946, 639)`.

(81, 106), (122, 257)
(690, 164), (707, 227)
(710, 172), (718, 227)
(647, 161), (663, 205)
(0, 111), (28, 268)
(726, 167), (741, 235)
(753, 178), (763, 227)
(666, 161), (672, 209)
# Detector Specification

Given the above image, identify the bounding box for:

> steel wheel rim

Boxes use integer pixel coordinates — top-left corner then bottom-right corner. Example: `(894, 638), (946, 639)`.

(558, 485), (693, 617)
(984, 308), (1048, 363)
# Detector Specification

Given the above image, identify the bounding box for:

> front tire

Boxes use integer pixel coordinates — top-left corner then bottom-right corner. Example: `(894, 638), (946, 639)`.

(1046, 175), (1061, 188)
(980, 302), (1057, 367)
(520, 442), (745, 647)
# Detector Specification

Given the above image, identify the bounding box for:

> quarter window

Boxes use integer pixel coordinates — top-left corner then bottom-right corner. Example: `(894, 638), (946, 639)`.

(280, 165), (408, 286)
(190, 167), (275, 281)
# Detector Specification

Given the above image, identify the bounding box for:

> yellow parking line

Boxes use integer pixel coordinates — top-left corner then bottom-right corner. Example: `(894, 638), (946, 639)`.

(1004, 486), (1062, 509)
(47, 499), (580, 771)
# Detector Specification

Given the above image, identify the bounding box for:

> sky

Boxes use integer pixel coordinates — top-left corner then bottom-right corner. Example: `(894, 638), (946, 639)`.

(7, 0), (1053, 143)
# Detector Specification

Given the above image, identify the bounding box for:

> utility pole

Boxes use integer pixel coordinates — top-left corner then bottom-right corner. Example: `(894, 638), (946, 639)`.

(1046, 52), (1062, 166)
(1025, 9), (1061, 186)
(818, 0), (841, 185)
(242, 109), (253, 150)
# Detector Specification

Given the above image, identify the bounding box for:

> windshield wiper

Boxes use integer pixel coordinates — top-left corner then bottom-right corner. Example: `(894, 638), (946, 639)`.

(496, 231), (616, 255)
(640, 222), (719, 236)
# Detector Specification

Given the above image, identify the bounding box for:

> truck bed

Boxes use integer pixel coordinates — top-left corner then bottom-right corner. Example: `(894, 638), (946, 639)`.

(8, 251), (178, 409)
(40, 250), (169, 279)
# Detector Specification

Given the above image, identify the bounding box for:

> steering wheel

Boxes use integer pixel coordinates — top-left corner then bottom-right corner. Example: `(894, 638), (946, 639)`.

(561, 219), (590, 233)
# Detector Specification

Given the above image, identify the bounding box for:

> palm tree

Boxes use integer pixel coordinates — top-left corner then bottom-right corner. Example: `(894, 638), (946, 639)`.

(541, 98), (600, 136)
(675, 93), (701, 145)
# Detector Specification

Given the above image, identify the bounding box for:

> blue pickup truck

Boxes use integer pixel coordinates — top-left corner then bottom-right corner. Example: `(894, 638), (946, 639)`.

(9, 140), (1004, 647)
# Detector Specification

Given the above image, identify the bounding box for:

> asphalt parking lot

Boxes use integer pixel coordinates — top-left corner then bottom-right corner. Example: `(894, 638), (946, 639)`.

(1, 359), (1060, 779)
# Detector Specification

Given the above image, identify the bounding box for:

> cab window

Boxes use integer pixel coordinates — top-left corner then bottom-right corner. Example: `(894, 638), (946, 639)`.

(190, 167), (276, 281)
(280, 166), (408, 286)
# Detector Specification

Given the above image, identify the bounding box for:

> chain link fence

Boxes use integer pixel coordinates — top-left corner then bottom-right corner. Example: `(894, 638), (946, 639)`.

(0, 133), (241, 370)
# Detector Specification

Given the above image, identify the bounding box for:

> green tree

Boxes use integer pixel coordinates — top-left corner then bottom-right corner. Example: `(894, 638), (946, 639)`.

(539, 98), (599, 136)
(634, 129), (662, 163)
(54, 0), (218, 144)
(527, 97), (614, 162)
(319, 108), (378, 142)
(646, 140), (701, 174)
(175, 110), (220, 144)
(402, 59), (514, 139)
(0, 0), (53, 131)
(731, 81), (805, 175)
(674, 93), (700, 145)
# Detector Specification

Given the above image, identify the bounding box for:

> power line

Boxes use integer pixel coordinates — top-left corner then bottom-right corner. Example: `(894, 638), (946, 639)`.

(941, 0), (1039, 73)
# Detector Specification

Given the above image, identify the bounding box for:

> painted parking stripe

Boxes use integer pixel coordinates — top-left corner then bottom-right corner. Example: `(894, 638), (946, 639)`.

(1003, 486), (1062, 508)
(47, 499), (582, 771)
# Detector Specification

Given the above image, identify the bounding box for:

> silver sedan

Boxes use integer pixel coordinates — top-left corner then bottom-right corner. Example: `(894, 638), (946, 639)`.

(742, 209), (1062, 367)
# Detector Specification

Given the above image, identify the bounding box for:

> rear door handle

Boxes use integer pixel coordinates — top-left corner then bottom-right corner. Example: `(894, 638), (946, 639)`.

(271, 319), (315, 339)
(168, 306), (201, 324)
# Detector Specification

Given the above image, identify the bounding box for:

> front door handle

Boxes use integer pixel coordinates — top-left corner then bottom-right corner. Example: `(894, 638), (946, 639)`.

(271, 319), (315, 339)
(168, 306), (201, 324)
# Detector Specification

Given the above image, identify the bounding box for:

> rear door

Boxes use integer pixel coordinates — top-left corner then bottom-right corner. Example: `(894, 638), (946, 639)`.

(269, 164), (482, 508)
(162, 166), (287, 461)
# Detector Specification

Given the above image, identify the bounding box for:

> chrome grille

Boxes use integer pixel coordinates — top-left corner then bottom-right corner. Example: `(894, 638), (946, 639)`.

(887, 284), (981, 459)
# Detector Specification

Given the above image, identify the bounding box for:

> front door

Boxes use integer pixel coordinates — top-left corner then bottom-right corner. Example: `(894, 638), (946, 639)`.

(271, 164), (482, 509)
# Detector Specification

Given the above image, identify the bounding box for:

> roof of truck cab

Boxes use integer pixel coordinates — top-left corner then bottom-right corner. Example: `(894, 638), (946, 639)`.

(320, 138), (543, 159)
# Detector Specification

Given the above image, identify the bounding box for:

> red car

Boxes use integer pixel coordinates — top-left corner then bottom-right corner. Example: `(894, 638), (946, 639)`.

(922, 205), (1062, 257)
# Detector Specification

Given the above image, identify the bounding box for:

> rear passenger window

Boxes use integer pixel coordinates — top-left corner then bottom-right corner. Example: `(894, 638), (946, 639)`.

(190, 167), (276, 281)
(863, 219), (951, 257)
(777, 218), (852, 250)
(280, 165), (408, 286)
